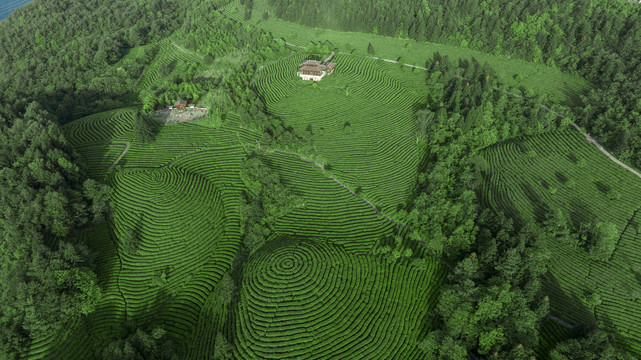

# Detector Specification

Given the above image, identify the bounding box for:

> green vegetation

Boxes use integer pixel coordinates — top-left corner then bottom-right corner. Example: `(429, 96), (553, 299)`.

(0, 103), (109, 359)
(98, 323), (180, 359)
(234, 236), (445, 359)
(480, 128), (641, 355)
(2, 0), (641, 358)
(0, 0), (184, 121)
(254, 52), (427, 213)
(424, 212), (551, 358)
(238, 0), (591, 106)
(265, 0), (641, 168)
(550, 325), (635, 360)
(407, 54), (564, 257)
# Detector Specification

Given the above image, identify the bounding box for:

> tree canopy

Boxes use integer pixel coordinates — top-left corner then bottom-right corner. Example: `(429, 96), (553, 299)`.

(0, 103), (109, 359)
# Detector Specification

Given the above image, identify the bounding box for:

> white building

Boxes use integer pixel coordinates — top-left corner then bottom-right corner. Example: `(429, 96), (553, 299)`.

(297, 53), (336, 81)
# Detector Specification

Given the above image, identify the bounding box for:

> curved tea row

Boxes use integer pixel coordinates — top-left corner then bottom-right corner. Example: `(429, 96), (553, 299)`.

(234, 236), (446, 359)
(481, 129), (641, 355)
(254, 53), (423, 213)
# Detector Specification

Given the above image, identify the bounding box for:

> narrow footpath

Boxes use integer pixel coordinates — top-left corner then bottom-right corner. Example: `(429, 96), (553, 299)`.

(109, 143), (130, 170)
(170, 42), (204, 60)
(243, 143), (456, 272)
(139, 39), (640, 337)
(275, 38), (641, 335)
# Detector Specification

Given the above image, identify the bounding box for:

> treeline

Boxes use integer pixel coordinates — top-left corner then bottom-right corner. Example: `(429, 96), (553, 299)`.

(425, 210), (633, 359)
(97, 321), (180, 360)
(267, 0), (641, 168)
(0, 0), (185, 122)
(173, 1), (268, 60)
(0, 103), (110, 359)
(423, 212), (551, 359)
(409, 54), (634, 358)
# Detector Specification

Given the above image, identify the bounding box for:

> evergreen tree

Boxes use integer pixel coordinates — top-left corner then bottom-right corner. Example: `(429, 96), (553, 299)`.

(367, 42), (375, 55)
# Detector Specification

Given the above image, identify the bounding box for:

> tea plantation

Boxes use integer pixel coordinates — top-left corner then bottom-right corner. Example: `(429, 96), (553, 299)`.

(32, 73), (445, 356)
(480, 129), (641, 354)
(3, 0), (641, 358)
(254, 52), (427, 214)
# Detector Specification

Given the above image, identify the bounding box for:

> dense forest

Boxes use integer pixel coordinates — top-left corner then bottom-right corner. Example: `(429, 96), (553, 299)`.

(0, 1), (187, 357)
(268, 0), (641, 168)
(407, 54), (564, 257)
(0, 0), (299, 358)
(0, 0), (183, 122)
(0, 103), (109, 358)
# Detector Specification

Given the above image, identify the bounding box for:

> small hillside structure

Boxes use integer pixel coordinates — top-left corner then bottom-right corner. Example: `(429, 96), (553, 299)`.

(174, 100), (187, 110)
(298, 52), (336, 81)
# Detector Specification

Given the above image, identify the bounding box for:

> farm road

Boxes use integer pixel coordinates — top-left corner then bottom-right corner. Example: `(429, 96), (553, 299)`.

(494, 86), (641, 180)
(139, 39), (640, 338)
(570, 123), (641, 179)
(109, 143), (130, 170)
(170, 42), (204, 60)
(275, 38), (641, 337)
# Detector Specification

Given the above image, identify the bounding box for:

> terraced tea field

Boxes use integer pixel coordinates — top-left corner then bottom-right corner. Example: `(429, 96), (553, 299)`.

(234, 0), (591, 106)
(480, 129), (641, 354)
(41, 98), (449, 358)
(25, 224), (124, 358)
(34, 4), (628, 357)
(62, 107), (137, 178)
(234, 236), (445, 359)
(254, 53), (426, 214)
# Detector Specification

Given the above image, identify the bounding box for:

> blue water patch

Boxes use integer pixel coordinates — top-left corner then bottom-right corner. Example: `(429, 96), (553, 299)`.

(0, 0), (32, 21)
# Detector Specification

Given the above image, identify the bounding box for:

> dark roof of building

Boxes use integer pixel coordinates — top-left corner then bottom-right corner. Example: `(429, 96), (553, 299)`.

(299, 66), (323, 73)
(175, 100), (187, 106)
(300, 59), (322, 66)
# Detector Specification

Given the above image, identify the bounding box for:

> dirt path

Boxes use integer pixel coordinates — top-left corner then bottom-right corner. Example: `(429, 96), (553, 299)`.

(494, 87), (641, 180)
(275, 37), (641, 336)
(278, 39), (429, 70)
(570, 123), (641, 179)
(109, 143), (130, 170)
(170, 42), (204, 60)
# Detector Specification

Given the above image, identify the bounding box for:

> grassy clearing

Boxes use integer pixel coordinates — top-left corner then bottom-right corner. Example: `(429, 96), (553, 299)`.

(480, 129), (641, 355)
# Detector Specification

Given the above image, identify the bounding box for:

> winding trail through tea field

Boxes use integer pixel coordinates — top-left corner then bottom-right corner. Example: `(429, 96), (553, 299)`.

(170, 42), (204, 60)
(242, 143), (457, 272)
(109, 143), (130, 170)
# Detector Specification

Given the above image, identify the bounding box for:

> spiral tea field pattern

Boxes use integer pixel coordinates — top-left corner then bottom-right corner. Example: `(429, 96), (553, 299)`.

(234, 237), (445, 359)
